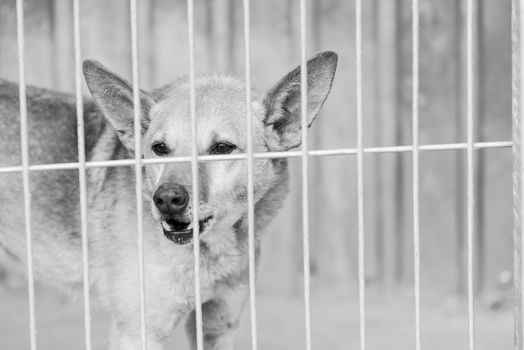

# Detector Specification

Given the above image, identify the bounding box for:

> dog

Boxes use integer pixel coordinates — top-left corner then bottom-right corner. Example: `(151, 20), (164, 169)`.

(0, 51), (337, 349)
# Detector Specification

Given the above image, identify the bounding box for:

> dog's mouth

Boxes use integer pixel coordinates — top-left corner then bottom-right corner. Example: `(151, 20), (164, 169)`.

(161, 216), (213, 245)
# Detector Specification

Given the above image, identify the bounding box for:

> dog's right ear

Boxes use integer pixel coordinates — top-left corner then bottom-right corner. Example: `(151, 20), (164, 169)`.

(83, 59), (155, 151)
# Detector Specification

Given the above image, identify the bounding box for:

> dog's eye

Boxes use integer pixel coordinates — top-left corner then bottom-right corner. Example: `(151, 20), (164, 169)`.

(152, 142), (170, 156)
(209, 142), (236, 155)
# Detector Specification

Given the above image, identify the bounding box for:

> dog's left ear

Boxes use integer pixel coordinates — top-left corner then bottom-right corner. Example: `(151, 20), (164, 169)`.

(83, 59), (155, 151)
(262, 51), (337, 151)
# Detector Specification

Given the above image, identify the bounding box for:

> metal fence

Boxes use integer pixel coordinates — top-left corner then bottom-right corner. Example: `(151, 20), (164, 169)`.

(3, 0), (521, 349)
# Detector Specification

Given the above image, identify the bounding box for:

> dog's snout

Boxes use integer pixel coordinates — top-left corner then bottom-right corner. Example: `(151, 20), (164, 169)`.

(153, 183), (189, 215)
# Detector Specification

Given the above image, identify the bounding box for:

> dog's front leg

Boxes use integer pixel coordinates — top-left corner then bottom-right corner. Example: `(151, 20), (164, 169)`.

(186, 283), (249, 350)
(108, 310), (184, 350)
(108, 320), (167, 350)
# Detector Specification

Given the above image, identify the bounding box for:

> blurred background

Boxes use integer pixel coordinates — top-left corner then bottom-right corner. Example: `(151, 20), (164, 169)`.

(0, 0), (514, 349)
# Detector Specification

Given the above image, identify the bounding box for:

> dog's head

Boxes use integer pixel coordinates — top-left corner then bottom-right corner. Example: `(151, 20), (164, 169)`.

(83, 51), (337, 246)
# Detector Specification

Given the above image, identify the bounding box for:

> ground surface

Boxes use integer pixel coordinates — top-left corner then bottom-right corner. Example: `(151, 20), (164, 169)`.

(0, 285), (512, 350)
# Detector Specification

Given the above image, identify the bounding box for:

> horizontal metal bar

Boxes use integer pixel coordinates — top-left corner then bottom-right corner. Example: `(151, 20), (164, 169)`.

(0, 141), (512, 174)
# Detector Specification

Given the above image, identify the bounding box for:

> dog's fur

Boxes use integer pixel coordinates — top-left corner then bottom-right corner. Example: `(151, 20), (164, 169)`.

(0, 51), (337, 349)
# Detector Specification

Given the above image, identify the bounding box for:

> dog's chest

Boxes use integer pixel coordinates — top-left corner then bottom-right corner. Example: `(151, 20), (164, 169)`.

(166, 242), (247, 307)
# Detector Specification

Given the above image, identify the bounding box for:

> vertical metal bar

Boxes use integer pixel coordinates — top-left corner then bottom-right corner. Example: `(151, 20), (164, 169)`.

(355, 0), (365, 349)
(520, 0), (524, 345)
(411, 0), (421, 349)
(466, 0), (476, 349)
(15, 1), (37, 349)
(242, 0), (258, 349)
(513, 0), (524, 347)
(72, 1), (93, 349)
(130, 0), (148, 348)
(186, 1), (204, 349)
(299, 0), (312, 349)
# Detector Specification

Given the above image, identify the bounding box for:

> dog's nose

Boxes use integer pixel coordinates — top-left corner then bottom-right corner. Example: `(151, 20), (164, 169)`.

(153, 183), (189, 215)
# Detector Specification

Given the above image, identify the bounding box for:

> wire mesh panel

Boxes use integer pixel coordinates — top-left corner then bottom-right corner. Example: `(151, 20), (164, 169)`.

(1, 0), (519, 349)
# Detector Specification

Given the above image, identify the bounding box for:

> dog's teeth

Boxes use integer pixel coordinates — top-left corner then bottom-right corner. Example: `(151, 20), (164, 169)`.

(187, 221), (194, 229)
